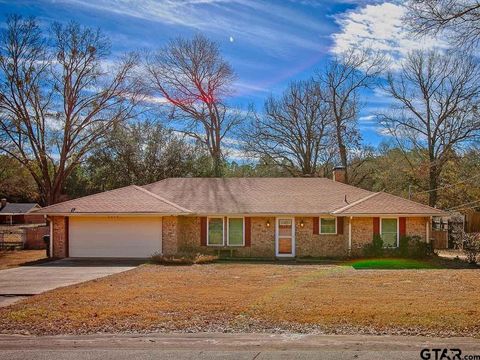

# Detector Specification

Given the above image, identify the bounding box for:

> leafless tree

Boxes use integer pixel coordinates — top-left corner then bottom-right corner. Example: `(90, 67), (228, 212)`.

(378, 50), (480, 207)
(405, 0), (480, 48)
(244, 79), (334, 176)
(0, 15), (140, 205)
(320, 48), (385, 184)
(145, 34), (241, 177)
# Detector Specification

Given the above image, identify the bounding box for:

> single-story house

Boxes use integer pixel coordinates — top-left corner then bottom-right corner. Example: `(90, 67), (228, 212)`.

(0, 199), (45, 225)
(34, 169), (445, 259)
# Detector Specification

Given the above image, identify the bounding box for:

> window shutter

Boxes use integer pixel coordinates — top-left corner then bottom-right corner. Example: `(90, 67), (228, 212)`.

(337, 217), (344, 235)
(224, 217), (228, 245)
(244, 217), (251, 247)
(373, 217), (380, 236)
(399, 217), (406, 237)
(313, 217), (319, 235)
(200, 217), (207, 246)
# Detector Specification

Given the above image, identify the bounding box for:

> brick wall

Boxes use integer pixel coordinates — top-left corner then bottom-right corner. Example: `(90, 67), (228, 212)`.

(176, 216), (276, 257)
(162, 216), (178, 255)
(350, 217), (374, 254)
(295, 217), (348, 257)
(406, 217), (428, 240)
(52, 216), (67, 258)
(24, 226), (49, 249)
(175, 216), (347, 258)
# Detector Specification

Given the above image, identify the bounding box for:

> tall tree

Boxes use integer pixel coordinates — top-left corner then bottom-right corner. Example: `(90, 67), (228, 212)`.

(145, 34), (240, 177)
(320, 48), (384, 183)
(406, 0), (480, 47)
(81, 121), (209, 193)
(0, 15), (140, 205)
(378, 50), (480, 207)
(244, 79), (334, 176)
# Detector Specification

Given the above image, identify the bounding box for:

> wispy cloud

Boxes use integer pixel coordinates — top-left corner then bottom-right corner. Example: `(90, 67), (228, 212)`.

(57, 0), (331, 57)
(331, 2), (447, 68)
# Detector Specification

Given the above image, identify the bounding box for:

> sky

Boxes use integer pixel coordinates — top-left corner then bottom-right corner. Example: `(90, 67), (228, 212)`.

(0, 0), (444, 149)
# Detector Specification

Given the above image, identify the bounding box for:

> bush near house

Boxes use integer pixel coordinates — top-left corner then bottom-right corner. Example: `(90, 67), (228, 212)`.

(362, 235), (432, 259)
(399, 236), (433, 259)
(150, 252), (218, 265)
(362, 234), (384, 257)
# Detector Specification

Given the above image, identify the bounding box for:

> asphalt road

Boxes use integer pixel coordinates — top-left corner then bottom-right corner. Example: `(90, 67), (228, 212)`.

(1, 332), (479, 360)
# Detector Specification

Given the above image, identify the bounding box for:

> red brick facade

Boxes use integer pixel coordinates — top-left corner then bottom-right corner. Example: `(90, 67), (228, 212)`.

(51, 215), (430, 258)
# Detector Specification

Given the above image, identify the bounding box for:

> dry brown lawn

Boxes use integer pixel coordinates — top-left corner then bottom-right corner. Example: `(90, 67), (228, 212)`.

(0, 263), (479, 336)
(0, 250), (47, 270)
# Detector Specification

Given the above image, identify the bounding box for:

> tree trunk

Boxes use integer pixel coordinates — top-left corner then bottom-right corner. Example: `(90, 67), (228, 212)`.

(338, 142), (349, 184)
(212, 148), (223, 177)
(428, 163), (438, 207)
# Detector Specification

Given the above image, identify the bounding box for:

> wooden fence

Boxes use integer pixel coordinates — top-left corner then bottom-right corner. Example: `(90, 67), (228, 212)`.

(465, 212), (480, 233)
(431, 230), (448, 249)
(0, 225), (48, 250)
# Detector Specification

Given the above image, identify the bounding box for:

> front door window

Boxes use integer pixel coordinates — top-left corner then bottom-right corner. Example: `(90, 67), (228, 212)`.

(277, 218), (294, 256)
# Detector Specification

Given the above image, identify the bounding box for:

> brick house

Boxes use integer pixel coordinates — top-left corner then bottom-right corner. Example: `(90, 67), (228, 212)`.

(34, 170), (445, 259)
(0, 199), (45, 225)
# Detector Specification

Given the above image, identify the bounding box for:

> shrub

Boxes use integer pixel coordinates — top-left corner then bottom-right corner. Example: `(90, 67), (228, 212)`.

(462, 233), (480, 264)
(398, 235), (432, 258)
(363, 234), (384, 257)
(150, 252), (218, 265)
(399, 236), (410, 257)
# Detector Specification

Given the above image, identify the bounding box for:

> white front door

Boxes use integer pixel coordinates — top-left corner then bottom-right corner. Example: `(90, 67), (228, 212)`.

(275, 218), (295, 257)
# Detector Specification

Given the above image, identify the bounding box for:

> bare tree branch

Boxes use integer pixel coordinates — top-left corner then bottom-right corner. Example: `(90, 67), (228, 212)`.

(145, 34), (241, 176)
(378, 50), (480, 206)
(243, 79), (334, 176)
(0, 15), (141, 205)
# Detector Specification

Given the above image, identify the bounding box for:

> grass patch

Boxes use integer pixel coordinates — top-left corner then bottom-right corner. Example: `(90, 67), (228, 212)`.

(0, 250), (47, 270)
(1, 263), (479, 337)
(348, 258), (437, 269)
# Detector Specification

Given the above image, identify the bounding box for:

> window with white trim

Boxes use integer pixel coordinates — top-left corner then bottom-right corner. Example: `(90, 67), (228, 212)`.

(381, 218), (398, 247)
(227, 217), (244, 246)
(320, 217), (336, 234)
(207, 217), (224, 246)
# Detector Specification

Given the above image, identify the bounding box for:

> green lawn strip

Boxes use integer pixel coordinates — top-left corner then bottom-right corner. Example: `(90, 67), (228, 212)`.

(347, 258), (438, 270)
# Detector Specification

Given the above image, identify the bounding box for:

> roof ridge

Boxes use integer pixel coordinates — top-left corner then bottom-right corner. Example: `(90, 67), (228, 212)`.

(133, 185), (192, 213)
(333, 192), (381, 214)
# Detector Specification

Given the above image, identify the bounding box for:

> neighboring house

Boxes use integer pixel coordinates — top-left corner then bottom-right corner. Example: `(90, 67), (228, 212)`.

(0, 199), (45, 225)
(34, 169), (445, 259)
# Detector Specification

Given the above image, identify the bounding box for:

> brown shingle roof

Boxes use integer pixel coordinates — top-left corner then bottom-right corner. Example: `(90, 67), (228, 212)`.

(34, 185), (190, 215)
(34, 178), (445, 216)
(143, 178), (370, 214)
(333, 191), (445, 216)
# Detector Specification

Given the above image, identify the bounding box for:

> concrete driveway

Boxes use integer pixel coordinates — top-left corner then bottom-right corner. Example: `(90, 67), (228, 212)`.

(0, 259), (140, 307)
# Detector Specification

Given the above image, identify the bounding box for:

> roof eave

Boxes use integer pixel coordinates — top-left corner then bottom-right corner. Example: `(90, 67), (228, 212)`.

(40, 212), (191, 216)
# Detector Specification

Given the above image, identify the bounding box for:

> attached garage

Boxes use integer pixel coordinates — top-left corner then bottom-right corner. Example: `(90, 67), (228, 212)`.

(69, 216), (162, 258)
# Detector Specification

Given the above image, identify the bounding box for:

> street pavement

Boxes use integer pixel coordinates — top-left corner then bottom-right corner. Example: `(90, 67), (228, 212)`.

(0, 332), (479, 360)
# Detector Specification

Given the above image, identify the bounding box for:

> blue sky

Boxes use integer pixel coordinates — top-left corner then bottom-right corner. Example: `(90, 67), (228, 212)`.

(0, 0), (443, 148)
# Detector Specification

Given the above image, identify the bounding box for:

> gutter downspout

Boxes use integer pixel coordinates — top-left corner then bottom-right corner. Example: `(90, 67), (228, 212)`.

(426, 216), (431, 244)
(348, 216), (352, 253)
(48, 216), (53, 258)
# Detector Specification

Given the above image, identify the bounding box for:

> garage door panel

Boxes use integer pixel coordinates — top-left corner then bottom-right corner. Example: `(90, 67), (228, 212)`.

(69, 217), (162, 258)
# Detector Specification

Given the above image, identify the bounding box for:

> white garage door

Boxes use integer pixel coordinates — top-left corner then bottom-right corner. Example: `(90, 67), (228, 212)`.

(69, 216), (162, 258)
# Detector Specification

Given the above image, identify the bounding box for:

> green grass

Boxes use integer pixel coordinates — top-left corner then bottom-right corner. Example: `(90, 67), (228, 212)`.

(348, 258), (438, 270)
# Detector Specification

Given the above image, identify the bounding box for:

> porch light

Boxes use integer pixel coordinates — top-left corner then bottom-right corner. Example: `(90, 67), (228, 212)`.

(266, 220), (270, 228)
(300, 219), (305, 228)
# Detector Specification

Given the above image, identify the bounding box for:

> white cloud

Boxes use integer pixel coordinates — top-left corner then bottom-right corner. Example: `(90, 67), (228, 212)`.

(59, 0), (330, 57)
(331, 2), (447, 68)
